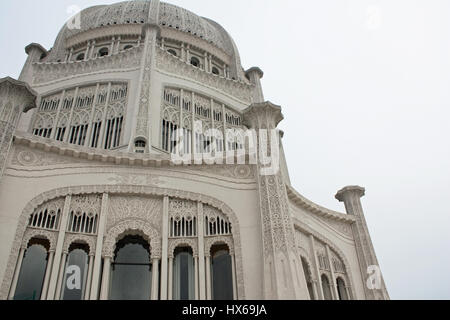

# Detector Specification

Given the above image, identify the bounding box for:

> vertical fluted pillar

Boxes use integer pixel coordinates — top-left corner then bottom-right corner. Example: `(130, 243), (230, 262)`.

(160, 196), (169, 299)
(336, 186), (389, 300)
(205, 255), (211, 300)
(84, 254), (94, 300)
(309, 235), (324, 300)
(90, 193), (109, 299)
(8, 247), (26, 300)
(99, 257), (111, 300)
(168, 256), (173, 300)
(54, 252), (67, 300)
(243, 101), (309, 300)
(151, 258), (160, 300)
(47, 195), (71, 300)
(130, 0), (161, 152)
(245, 67), (265, 103)
(197, 202), (206, 299)
(40, 251), (54, 299)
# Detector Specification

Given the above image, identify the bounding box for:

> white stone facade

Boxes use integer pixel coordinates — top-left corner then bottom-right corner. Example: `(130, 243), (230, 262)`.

(0, 0), (388, 300)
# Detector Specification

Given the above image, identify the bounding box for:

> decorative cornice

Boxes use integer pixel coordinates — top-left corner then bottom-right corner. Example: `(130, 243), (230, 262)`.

(12, 132), (259, 170)
(286, 185), (355, 223)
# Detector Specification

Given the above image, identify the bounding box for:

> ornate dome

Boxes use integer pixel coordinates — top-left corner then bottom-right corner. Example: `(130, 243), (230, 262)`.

(49, 1), (239, 59)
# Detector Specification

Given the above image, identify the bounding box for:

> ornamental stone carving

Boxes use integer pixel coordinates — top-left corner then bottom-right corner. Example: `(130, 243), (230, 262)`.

(63, 234), (97, 255)
(168, 238), (198, 258)
(107, 195), (162, 230)
(103, 218), (162, 259)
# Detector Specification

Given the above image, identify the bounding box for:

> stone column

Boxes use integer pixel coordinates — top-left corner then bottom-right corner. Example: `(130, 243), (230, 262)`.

(99, 257), (111, 300)
(309, 235), (324, 300)
(160, 196), (169, 299)
(50, 90), (66, 140)
(63, 87), (79, 143)
(40, 251), (54, 299)
(205, 255), (211, 300)
(194, 256), (199, 300)
(46, 195), (71, 300)
(245, 67), (265, 103)
(130, 10), (161, 152)
(197, 202), (206, 299)
(325, 245), (339, 300)
(336, 186), (389, 300)
(168, 257), (173, 300)
(54, 252), (68, 300)
(19, 43), (47, 83)
(84, 254), (94, 300)
(231, 254), (237, 300)
(8, 247), (26, 300)
(151, 258), (160, 300)
(243, 101), (309, 300)
(0, 78), (36, 185)
(90, 193), (109, 300)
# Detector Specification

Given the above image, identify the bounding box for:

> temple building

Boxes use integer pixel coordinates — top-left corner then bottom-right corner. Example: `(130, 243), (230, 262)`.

(0, 0), (389, 300)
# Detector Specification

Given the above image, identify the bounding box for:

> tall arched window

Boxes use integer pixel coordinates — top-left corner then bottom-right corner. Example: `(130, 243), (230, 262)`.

(321, 274), (332, 300)
(14, 239), (50, 300)
(61, 243), (89, 300)
(211, 244), (233, 300)
(173, 247), (195, 300)
(336, 277), (349, 300)
(110, 235), (151, 300)
(301, 257), (315, 300)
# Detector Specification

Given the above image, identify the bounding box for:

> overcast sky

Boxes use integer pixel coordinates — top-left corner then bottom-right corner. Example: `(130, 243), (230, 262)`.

(1, 0), (449, 300)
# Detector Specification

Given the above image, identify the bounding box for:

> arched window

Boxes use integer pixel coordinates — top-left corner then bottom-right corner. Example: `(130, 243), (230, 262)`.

(321, 274), (332, 300)
(14, 239), (50, 300)
(123, 45), (133, 50)
(301, 257), (315, 300)
(110, 235), (151, 300)
(190, 56), (200, 67)
(211, 244), (233, 300)
(61, 243), (89, 300)
(167, 49), (177, 57)
(75, 53), (85, 61)
(336, 277), (349, 300)
(173, 247), (195, 300)
(212, 67), (220, 75)
(98, 48), (109, 57)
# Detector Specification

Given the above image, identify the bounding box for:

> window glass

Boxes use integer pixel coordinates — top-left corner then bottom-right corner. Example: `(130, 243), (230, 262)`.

(211, 248), (233, 300)
(61, 248), (88, 300)
(110, 236), (151, 300)
(173, 248), (194, 300)
(14, 244), (48, 300)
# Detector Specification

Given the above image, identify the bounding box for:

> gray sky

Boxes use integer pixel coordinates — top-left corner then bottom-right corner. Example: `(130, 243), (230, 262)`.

(1, 0), (449, 299)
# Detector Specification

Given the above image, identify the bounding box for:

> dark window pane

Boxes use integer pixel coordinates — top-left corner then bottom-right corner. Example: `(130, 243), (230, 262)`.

(110, 240), (151, 300)
(173, 249), (194, 300)
(212, 250), (233, 300)
(14, 245), (48, 300)
(62, 249), (88, 300)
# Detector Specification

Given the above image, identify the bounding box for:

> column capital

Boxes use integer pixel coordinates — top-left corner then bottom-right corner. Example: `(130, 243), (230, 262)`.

(25, 43), (47, 58)
(335, 185), (365, 202)
(243, 101), (284, 129)
(245, 67), (264, 79)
